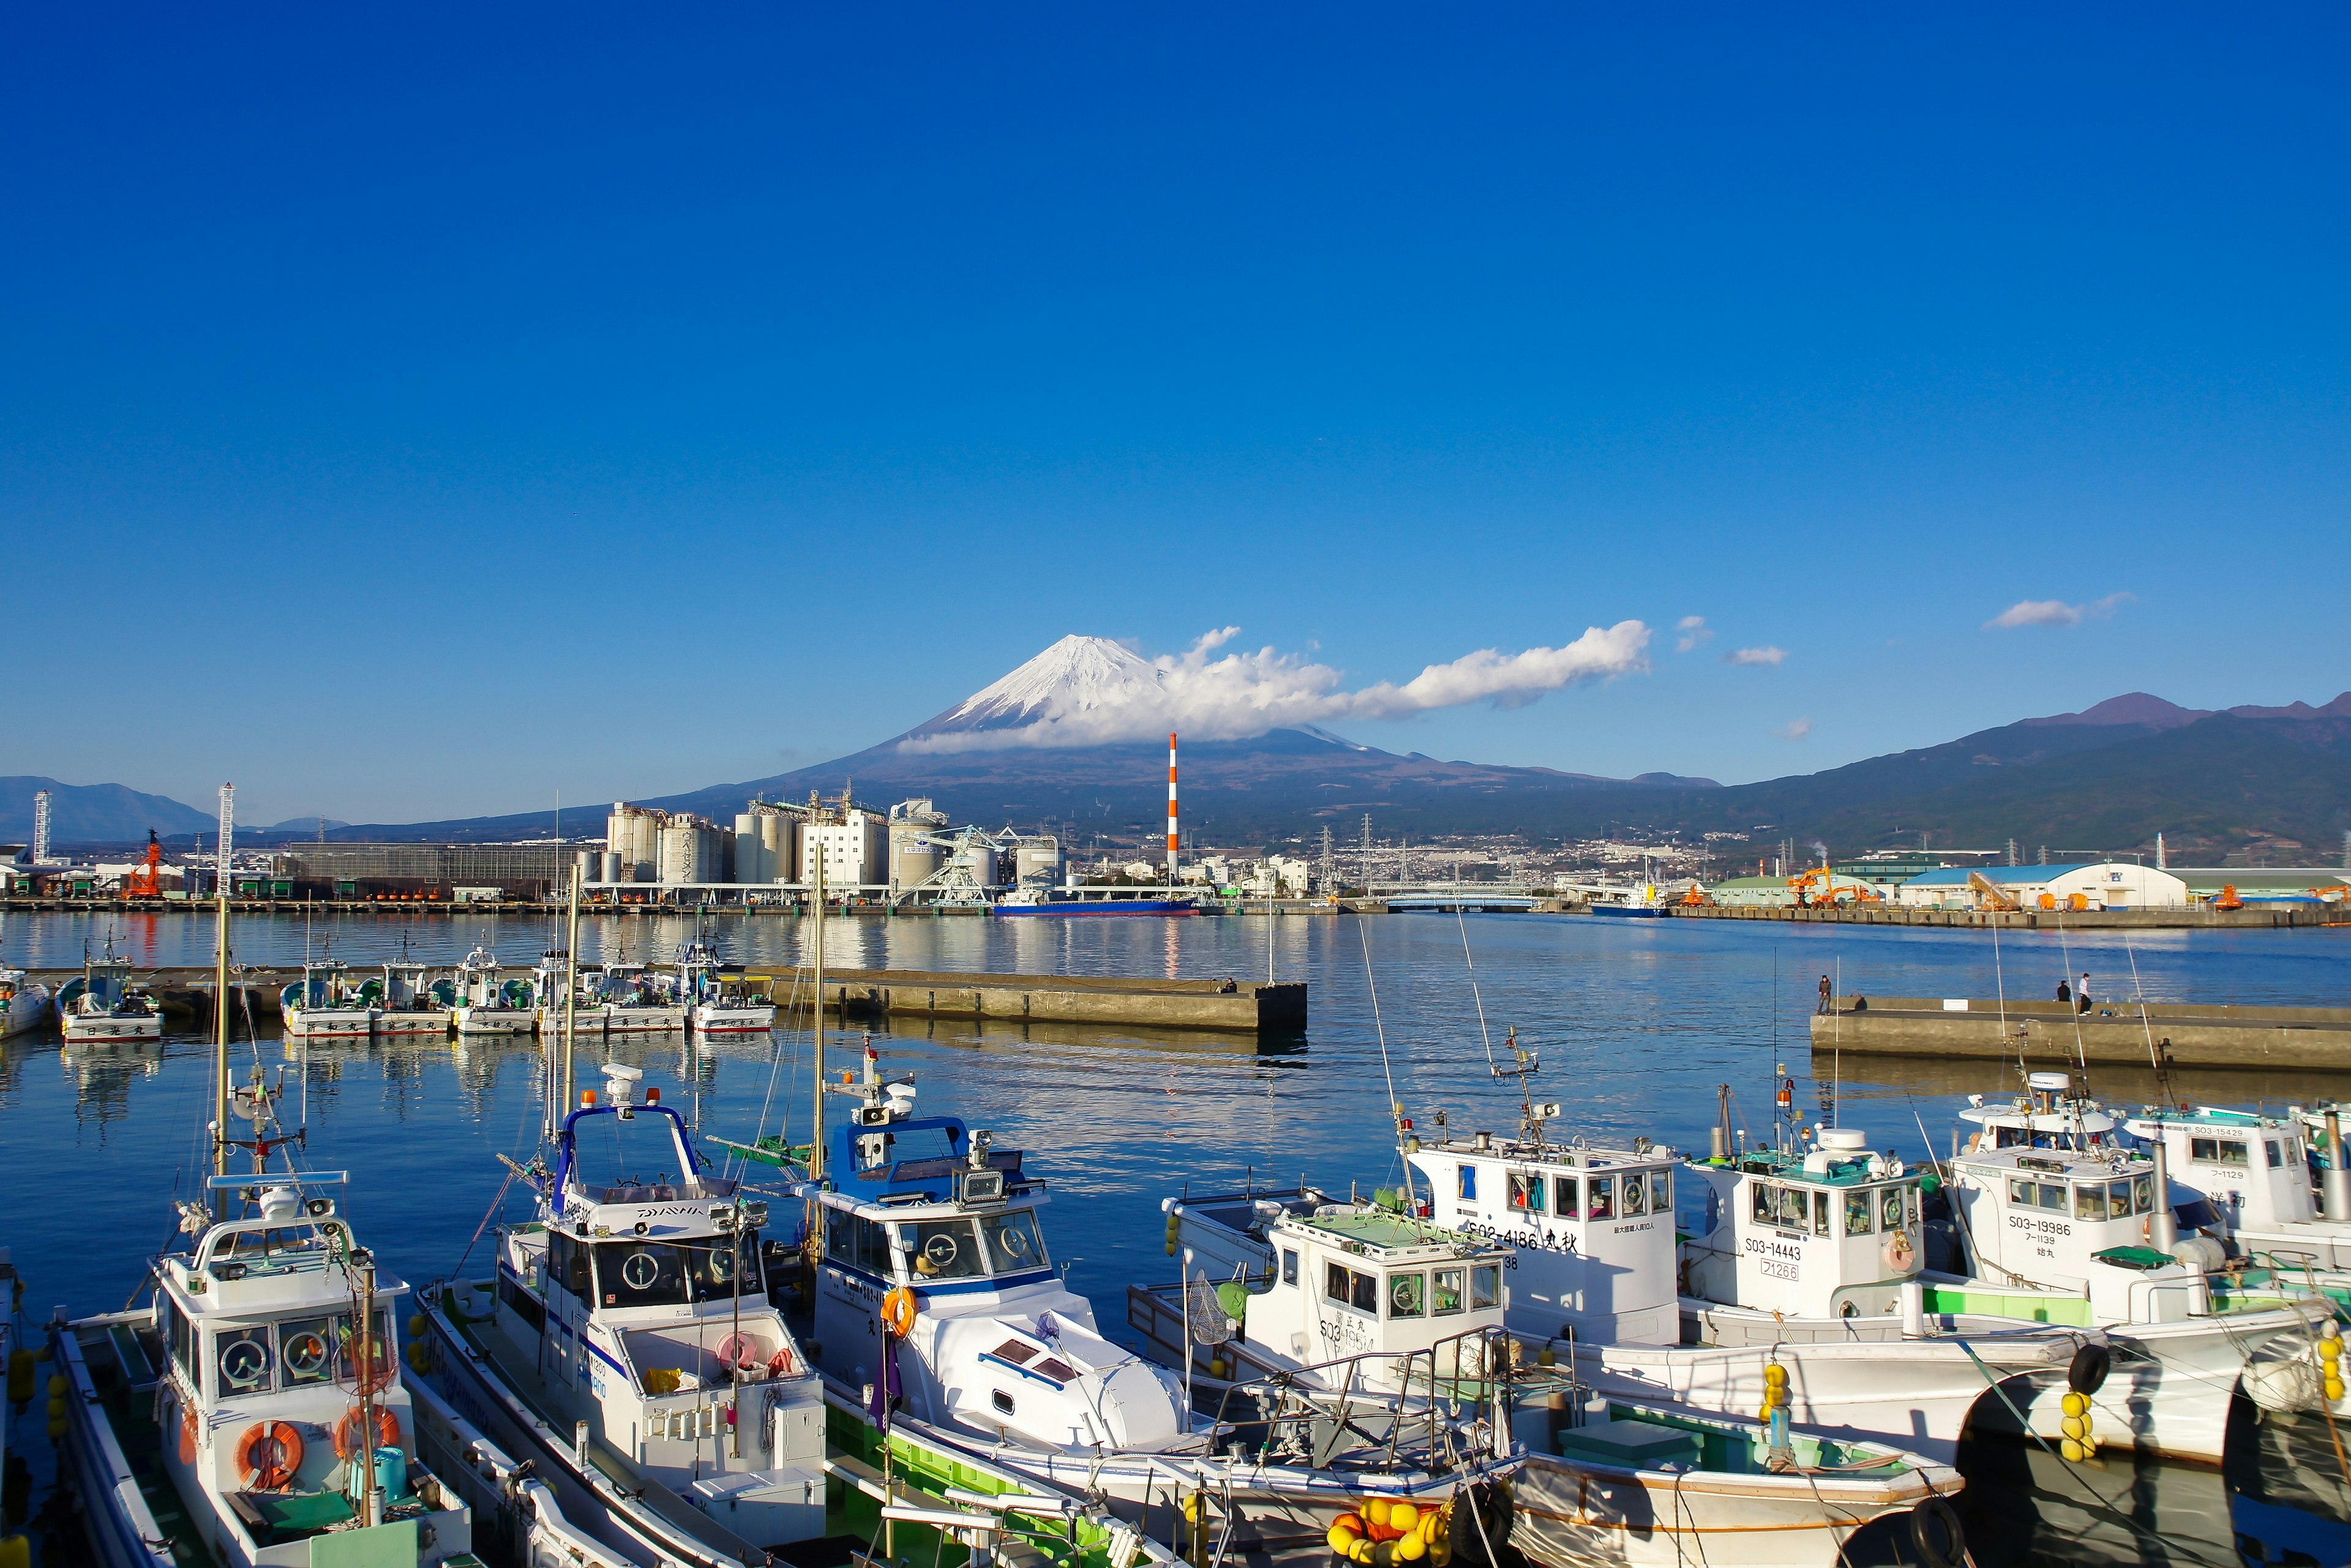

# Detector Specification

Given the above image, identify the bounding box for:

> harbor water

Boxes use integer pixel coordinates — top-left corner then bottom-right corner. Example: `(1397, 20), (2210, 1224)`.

(5, 909), (2350, 1566)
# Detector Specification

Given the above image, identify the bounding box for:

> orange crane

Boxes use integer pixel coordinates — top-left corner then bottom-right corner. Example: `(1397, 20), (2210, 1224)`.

(1787, 869), (1882, 906)
(1966, 871), (2020, 912)
(124, 830), (164, 899)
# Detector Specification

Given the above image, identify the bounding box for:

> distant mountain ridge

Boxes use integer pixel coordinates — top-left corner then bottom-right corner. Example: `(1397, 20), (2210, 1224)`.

(0, 776), (217, 846)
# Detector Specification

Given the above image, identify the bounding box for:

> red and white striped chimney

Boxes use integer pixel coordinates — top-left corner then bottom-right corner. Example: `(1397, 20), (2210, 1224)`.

(1166, 732), (1180, 886)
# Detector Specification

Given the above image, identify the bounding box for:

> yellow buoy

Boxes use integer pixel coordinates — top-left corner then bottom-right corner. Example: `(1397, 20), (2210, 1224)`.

(6, 1349), (32, 1403)
(0, 1533), (31, 1568)
(2060, 1390), (2089, 1417)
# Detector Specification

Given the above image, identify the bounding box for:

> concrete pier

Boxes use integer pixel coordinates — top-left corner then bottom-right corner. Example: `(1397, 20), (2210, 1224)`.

(1673, 904), (2342, 930)
(1813, 995), (2351, 1071)
(760, 967), (1307, 1033)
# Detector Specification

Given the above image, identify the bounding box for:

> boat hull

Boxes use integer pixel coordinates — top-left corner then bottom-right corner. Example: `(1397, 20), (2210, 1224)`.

(996, 900), (1196, 916)
(62, 1011), (162, 1043)
(0, 983), (54, 1038)
(604, 1007), (688, 1033)
(285, 1007), (375, 1038)
(453, 1007), (536, 1035)
(1511, 1446), (1959, 1568)
(1589, 906), (1669, 918)
(691, 1005), (774, 1033)
(375, 1010), (454, 1035)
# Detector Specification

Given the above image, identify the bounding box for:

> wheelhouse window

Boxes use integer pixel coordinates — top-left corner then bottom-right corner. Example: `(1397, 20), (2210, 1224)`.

(2074, 1184), (2105, 1220)
(1777, 1185), (1807, 1232)
(1752, 1182), (1775, 1223)
(906, 1219), (986, 1281)
(277, 1316), (336, 1387)
(1387, 1272), (1425, 1318)
(216, 1326), (272, 1395)
(1879, 1189), (1905, 1231)
(2190, 1137), (2248, 1166)
(1845, 1190), (1874, 1236)
(160, 1297), (192, 1381)
(2132, 1174), (2155, 1214)
(2267, 1141), (2285, 1169)
(1507, 1172), (1544, 1215)
(1325, 1262), (1379, 1314)
(1431, 1267), (1465, 1315)
(1281, 1249), (1299, 1287)
(549, 1231), (594, 1303)
(1588, 1178), (1614, 1221)
(599, 1242), (689, 1308)
(2107, 1181), (2132, 1220)
(1457, 1165), (1477, 1201)
(827, 1209), (893, 1277)
(1620, 1174), (1648, 1217)
(1812, 1191), (1831, 1237)
(1470, 1265), (1501, 1310)
(977, 1211), (1048, 1274)
(1553, 1176), (1580, 1219)
(1649, 1171), (1672, 1214)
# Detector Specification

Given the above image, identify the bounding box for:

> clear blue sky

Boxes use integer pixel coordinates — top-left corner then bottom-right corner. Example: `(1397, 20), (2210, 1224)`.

(6, 6), (2345, 824)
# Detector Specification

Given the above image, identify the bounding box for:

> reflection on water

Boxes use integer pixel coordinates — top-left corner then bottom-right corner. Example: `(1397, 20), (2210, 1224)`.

(6, 912), (2349, 1562)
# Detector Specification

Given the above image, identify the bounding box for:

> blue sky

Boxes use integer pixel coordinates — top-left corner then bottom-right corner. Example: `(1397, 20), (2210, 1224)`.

(4, 6), (2345, 824)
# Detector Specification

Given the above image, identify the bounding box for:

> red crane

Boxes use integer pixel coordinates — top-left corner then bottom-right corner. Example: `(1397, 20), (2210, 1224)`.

(125, 830), (163, 898)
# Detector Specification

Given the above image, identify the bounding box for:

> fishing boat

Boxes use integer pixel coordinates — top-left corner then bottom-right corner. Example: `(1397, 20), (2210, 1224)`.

(678, 940), (773, 1034)
(0, 964), (55, 1038)
(422, 1060), (833, 1568)
(1163, 1185), (1968, 1568)
(994, 888), (1197, 917)
(365, 960), (451, 1036)
(422, 869), (1206, 1568)
(599, 961), (686, 1034)
(449, 947), (533, 1035)
(722, 1051), (1526, 1558)
(50, 1054), (474, 1568)
(58, 945), (163, 1043)
(282, 961), (374, 1039)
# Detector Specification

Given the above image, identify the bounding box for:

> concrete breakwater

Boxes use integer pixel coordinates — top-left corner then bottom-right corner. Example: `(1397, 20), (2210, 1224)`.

(1812, 994), (2351, 1071)
(1673, 903), (2341, 929)
(30, 964), (1308, 1035)
(758, 967), (1306, 1033)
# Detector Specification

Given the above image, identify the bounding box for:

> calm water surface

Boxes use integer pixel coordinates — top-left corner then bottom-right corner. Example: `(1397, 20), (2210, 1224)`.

(5, 909), (2349, 1566)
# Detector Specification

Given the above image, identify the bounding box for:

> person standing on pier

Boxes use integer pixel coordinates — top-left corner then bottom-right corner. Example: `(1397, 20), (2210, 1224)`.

(2077, 972), (2093, 1013)
(1817, 974), (1832, 1015)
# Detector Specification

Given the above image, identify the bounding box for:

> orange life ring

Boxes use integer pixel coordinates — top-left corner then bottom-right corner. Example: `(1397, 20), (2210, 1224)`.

(716, 1332), (770, 1369)
(880, 1285), (917, 1337)
(237, 1421), (304, 1490)
(177, 1403), (199, 1466)
(332, 1405), (401, 1462)
(767, 1346), (795, 1377)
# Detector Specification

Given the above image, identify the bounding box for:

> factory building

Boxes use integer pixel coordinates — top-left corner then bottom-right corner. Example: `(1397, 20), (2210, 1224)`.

(1894, 862), (2190, 911)
(274, 842), (586, 899)
(607, 803), (664, 883)
(2168, 868), (2351, 904)
(801, 810), (888, 889)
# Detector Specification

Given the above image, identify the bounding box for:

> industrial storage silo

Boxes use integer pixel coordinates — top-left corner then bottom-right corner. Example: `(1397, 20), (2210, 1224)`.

(761, 814), (794, 883)
(601, 850), (623, 883)
(957, 844), (999, 890)
(1014, 837), (1063, 887)
(890, 827), (942, 890)
(658, 822), (700, 885)
(609, 803), (662, 882)
(733, 814), (767, 883)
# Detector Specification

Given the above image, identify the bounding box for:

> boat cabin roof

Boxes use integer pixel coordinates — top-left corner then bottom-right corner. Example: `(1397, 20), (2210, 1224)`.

(1275, 1207), (1505, 1262)
(1953, 1144), (2151, 1181)
(2124, 1106), (2292, 1132)
(1727, 1144), (1911, 1189)
(816, 1114), (1035, 1212)
(160, 1209), (410, 1321)
(1422, 1134), (1676, 1174)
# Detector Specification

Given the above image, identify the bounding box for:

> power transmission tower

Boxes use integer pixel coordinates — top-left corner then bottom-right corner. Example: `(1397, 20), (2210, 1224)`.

(1360, 814), (1373, 891)
(1318, 825), (1334, 891)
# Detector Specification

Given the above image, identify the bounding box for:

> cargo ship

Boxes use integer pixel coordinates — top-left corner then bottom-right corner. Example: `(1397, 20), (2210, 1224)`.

(994, 888), (1196, 917)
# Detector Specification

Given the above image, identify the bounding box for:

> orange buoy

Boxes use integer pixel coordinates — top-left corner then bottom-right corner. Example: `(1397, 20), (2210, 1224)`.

(237, 1422), (304, 1490)
(880, 1286), (918, 1337)
(332, 1405), (400, 1463)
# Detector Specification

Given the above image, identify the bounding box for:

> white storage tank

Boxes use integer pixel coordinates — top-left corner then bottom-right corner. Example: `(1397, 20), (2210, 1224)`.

(890, 825), (942, 890)
(763, 814), (795, 883)
(659, 819), (720, 885)
(1015, 838), (1063, 887)
(734, 814), (768, 883)
(958, 845), (999, 889)
(601, 850), (623, 883)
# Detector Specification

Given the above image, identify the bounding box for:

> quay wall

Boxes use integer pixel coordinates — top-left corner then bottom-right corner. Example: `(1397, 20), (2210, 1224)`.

(1812, 995), (2351, 1070)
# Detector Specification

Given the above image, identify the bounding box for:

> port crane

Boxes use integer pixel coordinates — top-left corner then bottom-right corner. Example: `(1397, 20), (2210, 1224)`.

(124, 830), (165, 899)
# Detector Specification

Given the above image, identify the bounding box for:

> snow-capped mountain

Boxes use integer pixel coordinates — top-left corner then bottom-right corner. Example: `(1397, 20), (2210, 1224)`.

(909, 635), (1168, 738)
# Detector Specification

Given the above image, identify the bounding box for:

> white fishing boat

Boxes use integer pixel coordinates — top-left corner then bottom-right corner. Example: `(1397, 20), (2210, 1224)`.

(599, 962), (686, 1035)
(726, 1050), (1526, 1561)
(449, 947), (534, 1035)
(0, 964), (55, 1038)
(532, 949), (599, 1038)
(367, 959), (451, 1036)
(1165, 1183), (1968, 1568)
(58, 945), (163, 1043)
(282, 961), (374, 1039)
(50, 1053), (473, 1568)
(423, 1060), (833, 1568)
(678, 940), (773, 1034)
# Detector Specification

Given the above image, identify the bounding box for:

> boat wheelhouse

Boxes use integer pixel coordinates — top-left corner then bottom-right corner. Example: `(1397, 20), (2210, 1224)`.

(426, 1062), (828, 1568)
(0, 964), (55, 1038)
(449, 948), (533, 1036)
(599, 962), (686, 1035)
(678, 942), (773, 1034)
(282, 962), (373, 1040)
(59, 947), (163, 1043)
(367, 961), (451, 1036)
(53, 1174), (473, 1568)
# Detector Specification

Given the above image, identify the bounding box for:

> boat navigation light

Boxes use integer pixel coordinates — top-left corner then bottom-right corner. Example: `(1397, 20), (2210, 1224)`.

(580, 1090), (599, 1108)
(645, 1087), (661, 1104)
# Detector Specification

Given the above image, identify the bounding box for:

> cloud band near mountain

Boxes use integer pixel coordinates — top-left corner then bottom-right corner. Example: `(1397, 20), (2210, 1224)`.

(900, 621), (1652, 751)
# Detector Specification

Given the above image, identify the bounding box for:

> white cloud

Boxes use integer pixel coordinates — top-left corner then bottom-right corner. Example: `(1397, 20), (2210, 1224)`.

(1985, 592), (2134, 630)
(1777, 716), (1814, 741)
(901, 623), (1654, 751)
(1675, 615), (1714, 653)
(1723, 645), (1787, 667)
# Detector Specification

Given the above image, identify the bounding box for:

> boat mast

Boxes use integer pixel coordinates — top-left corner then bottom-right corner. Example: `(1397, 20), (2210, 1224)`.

(808, 851), (825, 1181)
(214, 783), (234, 1218)
(559, 865), (582, 1139)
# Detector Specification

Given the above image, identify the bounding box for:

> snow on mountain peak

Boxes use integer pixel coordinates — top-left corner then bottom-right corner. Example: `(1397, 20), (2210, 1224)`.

(920, 635), (1168, 735)
(896, 623), (1654, 754)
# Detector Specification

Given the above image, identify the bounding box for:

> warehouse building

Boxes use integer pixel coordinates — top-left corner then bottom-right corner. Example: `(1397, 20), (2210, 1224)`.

(2168, 868), (2351, 904)
(1895, 862), (2190, 911)
(273, 842), (587, 899)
